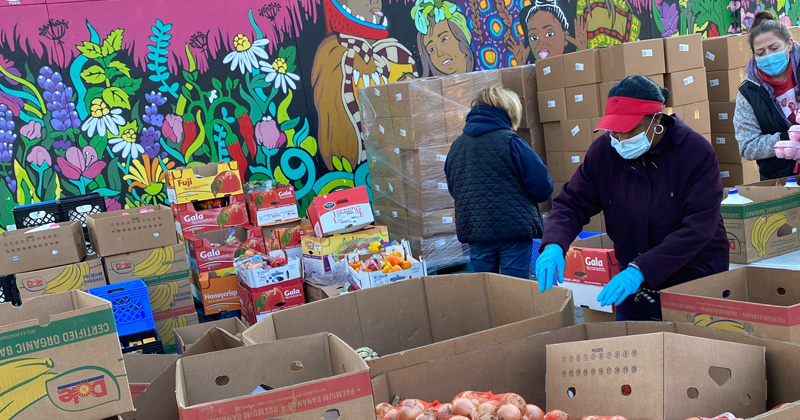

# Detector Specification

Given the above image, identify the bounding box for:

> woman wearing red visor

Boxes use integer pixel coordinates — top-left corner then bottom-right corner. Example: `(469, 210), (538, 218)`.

(535, 76), (729, 321)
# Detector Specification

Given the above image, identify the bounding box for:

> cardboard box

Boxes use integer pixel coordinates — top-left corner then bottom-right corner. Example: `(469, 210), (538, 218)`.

(662, 267), (800, 343)
(235, 250), (302, 289)
(599, 39), (666, 82)
(599, 80), (617, 113)
(186, 225), (264, 273)
(118, 327), (244, 420)
(566, 84), (601, 120)
(546, 151), (587, 182)
(166, 161), (244, 205)
(563, 49), (601, 87)
(405, 179), (455, 214)
(585, 212), (605, 233)
(307, 185), (374, 237)
(710, 101), (737, 133)
(238, 277), (305, 325)
(665, 67), (708, 106)
(664, 33), (704, 73)
(148, 278), (194, 321)
(175, 333), (374, 420)
(409, 234), (470, 271)
(561, 234), (620, 313)
(720, 161), (760, 188)
(302, 225), (390, 276)
(371, 174), (407, 208)
(545, 332), (766, 419)
(346, 242), (427, 290)
(243, 273), (575, 377)
(407, 208), (457, 238)
(123, 353), (178, 399)
(678, 101), (711, 134)
(739, 176), (799, 188)
(16, 254), (105, 299)
(393, 115), (448, 150)
(703, 34), (752, 72)
(155, 312), (199, 354)
(708, 68), (747, 103)
(360, 85), (391, 118)
(720, 187), (800, 263)
(713, 132), (746, 164)
(388, 78), (444, 117)
(303, 280), (347, 303)
(243, 185), (299, 227)
(0, 220), (87, 275)
(535, 55), (565, 90)
(174, 317), (247, 354)
(87, 206), (177, 257)
(172, 194), (250, 240)
(582, 307), (615, 322)
(103, 243), (190, 285)
(499, 66), (526, 97)
(261, 218), (312, 260)
(544, 119), (593, 153)
(373, 201), (409, 241)
(589, 117), (604, 140)
(0, 290), (133, 419)
(190, 267), (241, 315)
(537, 88), (568, 123)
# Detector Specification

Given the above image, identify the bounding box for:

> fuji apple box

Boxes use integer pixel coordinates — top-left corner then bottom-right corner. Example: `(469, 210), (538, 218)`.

(172, 194), (249, 241)
(166, 161), (244, 205)
(186, 226), (265, 273)
(238, 278), (305, 325)
(245, 185), (300, 226)
(307, 185), (374, 237)
(190, 268), (241, 315)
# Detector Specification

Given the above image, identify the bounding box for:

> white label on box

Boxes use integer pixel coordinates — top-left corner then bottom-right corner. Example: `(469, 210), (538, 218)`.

(719, 113), (729, 120)
(543, 66), (551, 75)
(706, 51), (716, 61)
(388, 183), (394, 193)
(683, 76), (694, 85)
(395, 93), (402, 101)
(548, 100), (556, 108)
(571, 125), (580, 136)
(436, 154), (447, 162)
(679, 44), (689, 52)
(575, 63), (584, 71)
(256, 205), (300, 226)
(435, 239), (447, 247)
(374, 184), (381, 192)
(399, 129), (407, 137)
(438, 182), (448, 190)
(720, 171), (730, 178)
(374, 210), (381, 216)
(716, 137), (726, 144)
(571, 155), (581, 163)
(394, 148), (400, 155)
(379, 125), (385, 133)
(392, 211), (398, 218)
(374, 87), (381, 96)
(574, 94), (584, 102)
(709, 79), (720, 87)
(442, 217), (453, 224)
(642, 49), (653, 57)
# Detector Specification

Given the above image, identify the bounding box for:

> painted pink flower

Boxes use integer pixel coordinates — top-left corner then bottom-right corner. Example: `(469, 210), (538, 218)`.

(56, 146), (106, 180)
(105, 198), (122, 211)
(782, 15), (793, 27)
(162, 114), (183, 143)
(255, 117), (286, 149)
(20, 121), (42, 140)
(26, 146), (51, 167)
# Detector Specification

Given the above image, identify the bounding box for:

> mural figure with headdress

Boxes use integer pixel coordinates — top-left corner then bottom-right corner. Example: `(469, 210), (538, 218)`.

(411, 0), (475, 76)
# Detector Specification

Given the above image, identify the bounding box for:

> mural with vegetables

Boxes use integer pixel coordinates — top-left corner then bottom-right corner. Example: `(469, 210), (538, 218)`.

(0, 0), (795, 230)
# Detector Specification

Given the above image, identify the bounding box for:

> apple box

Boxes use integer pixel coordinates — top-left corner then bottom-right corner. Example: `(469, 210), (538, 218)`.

(346, 242), (427, 290)
(560, 234), (620, 313)
(238, 277), (305, 325)
(245, 184), (300, 226)
(172, 194), (250, 240)
(307, 185), (374, 237)
(235, 250), (303, 289)
(186, 226), (265, 273)
(166, 161), (244, 205)
(190, 267), (241, 315)
(262, 218), (312, 260)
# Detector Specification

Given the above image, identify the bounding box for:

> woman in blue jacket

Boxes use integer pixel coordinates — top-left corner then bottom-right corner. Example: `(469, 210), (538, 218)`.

(536, 76), (729, 321)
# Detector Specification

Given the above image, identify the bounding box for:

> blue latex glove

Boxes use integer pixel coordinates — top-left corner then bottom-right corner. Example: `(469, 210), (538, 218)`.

(535, 244), (565, 293)
(597, 267), (645, 307)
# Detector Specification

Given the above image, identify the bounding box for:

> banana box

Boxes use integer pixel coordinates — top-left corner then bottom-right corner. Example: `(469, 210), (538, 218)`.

(16, 254), (106, 300)
(154, 312), (199, 355)
(238, 277), (305, 325)
(148, 278), (194, 321)
(302, 225), (389, 276)
(721, 187), (800, 264)
(190, 268), (241, 315)
(166, 161), (244, 205)
(0, 290), (133, 419)
(103, 243), (190, 285)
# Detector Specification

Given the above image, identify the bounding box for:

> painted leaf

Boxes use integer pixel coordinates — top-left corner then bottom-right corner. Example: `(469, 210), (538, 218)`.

(332, 156), (343, 171)
(80, 65), (107, 84)
(93, 188), (121, 197)
(300, 136), (317, 157)
(109, 61), (131, 77)
(342, 157), (353, 173)
(108, 158), (122, 191)
(255, 194), (264, 207)
(77, 41), (102, 58)
(102, 29), (124, 56)
(280, 46), (298, 73)
(280, 117), (300, 132)
(274, 167), (290, 185)
(14, 160), (38, 205)
(212, 78), (223, 92)
(103, 87), (131, 109)
(277, 90), (292, 123)
(217, 211), (229, 227)
(255, 295), (267, 313)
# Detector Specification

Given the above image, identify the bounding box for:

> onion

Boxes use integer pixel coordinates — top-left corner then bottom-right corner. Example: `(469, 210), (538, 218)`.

(398, 405), (425, 420)
(415, 408), (438, 420)
(480, 414), (499, 420)
(437, 403), (454, 418)
(449, 417), (471, 420)
(543, 410), (570, 420)
(452, 398), (477, 418)
(526, 405), (545, 420)
(384, 409), (398, 420)
(497, 404), (522, 420)
(400, 400), (426, 409)
(499, 394), (526, 413)
(376, 403), (394, 417)
(478, 401), (500, 415)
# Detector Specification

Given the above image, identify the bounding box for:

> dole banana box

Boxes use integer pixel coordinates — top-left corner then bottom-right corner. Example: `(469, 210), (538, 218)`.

(166, 161), (244, 205)
(154, 312), (199, 355)
(16, 254), (106, 300)
(721, 187), (800, 264)
(0, 290), (133, 419)
(190, 267), (241, 315)
(148, 278), (194, 321)
(238, 278), (305, 325)
(244, 184), (300, 226)
(103, 243), (189, 285)
(186, 226), (265, 273)
(171, 193), (250, 241)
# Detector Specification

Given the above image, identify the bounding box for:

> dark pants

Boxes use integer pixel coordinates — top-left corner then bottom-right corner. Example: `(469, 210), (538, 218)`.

(469, 241), (532, 279)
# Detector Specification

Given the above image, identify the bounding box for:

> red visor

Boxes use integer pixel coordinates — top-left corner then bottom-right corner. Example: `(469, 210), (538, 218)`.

(594, 96), (664, 133)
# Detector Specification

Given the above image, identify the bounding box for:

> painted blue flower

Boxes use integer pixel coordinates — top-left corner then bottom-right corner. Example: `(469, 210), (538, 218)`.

(140, 126), (162, 159)
(659, 2), (679, 37)
(145, 91), (167, 106)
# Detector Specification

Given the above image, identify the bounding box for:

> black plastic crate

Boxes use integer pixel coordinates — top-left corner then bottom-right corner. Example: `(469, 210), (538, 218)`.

(13, 200), (61, 229)
(59, 193), (106, 232)
(0, 275), (21, 306)
(119, 329), (164, 354)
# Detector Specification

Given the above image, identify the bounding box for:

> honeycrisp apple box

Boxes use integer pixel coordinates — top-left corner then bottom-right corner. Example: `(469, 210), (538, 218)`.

(16, 254), (106, 300)
(172, 193), (250, 241)
(307, 185), (374, 237)
(166, 161), (244, 205)
(235, 250), (302, 289)
(186, 225), (265, 273)
(346, 241), (427, 290)
(190, 267), (241, 315)
(0, 290), (133, 419)
(561, 234), (621, 313)
(245, 184), (300, 226)
(238, 277), (305, 325)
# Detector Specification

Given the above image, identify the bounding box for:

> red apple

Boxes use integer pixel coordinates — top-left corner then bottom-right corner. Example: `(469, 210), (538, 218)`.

(211, 170), (241, 196)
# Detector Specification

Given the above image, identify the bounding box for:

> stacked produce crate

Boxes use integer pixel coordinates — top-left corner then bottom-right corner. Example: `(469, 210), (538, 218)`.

(661, 34), (710, 139)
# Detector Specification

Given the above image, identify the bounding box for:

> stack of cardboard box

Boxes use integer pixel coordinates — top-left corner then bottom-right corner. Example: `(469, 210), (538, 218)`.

(662, 34), (710, 139)
(703, 34), (760, 187)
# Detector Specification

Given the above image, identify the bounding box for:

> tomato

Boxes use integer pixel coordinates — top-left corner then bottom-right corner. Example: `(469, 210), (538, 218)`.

(212, 170), (241, 196)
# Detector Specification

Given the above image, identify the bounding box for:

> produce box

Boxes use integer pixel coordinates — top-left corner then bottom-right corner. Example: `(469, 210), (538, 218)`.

(154, 312), (199, 354)
(307, 185), (374, 237)
(243, 273), (575, 377)
(238, 277), (305, 325)
(721, 187), (800, 263)
(235, 250), (302, 289)
(166, 161), (244, 205)
(346, 242), (427, 290)
(663, 33), (703, 73)
(186, 226), (265, 273)
(561, 234), (620, 313)
(702, 34), (751, 71)
(171, 193), (249, 240)
(123, 353), (178, 399)
(739, 177), (798, 188)
(87, 206), (177, 257)
(0, 290), (132, 419)
(303, 280), (347, 302)
(174, 317), (247, 354)
(562, 49), (601, 87)
(0, 220), (86, 275)
(103, 243), (189, 285)
(245, 183), (299, 226)
(261, 218), (312, 260)
(148, 278), (194, 321)
(175, 333), (374, 420)
(599, 38), (666, 82)
(535, 55), (565, 90)
(302, 225), (389, 276)
(546, 332), (765, 420)
(190, 267), (240, 315)
(661, 267), (800, 343)
(16, 254), (105, 299)
(118, 327), (244, 420)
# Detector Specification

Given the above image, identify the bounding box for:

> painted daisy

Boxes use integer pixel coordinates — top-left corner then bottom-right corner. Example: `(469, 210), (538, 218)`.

(109, 127), (145, 159)
(82, 98), (125, 137)
(260, 57), (300, 94)
(223, 34), (269, 74)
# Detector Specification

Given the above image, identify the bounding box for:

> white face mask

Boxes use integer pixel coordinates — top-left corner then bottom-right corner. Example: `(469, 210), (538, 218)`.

(610, 115), (658, 160)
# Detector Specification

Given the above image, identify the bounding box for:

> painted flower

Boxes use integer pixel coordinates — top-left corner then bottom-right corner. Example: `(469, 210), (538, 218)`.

(56, 146), (106, 180)
(255, 116), (286, 149)
(260, 57), (300, 94)
(145, 91), (167, 106)
(54, 140), (73, 150)
(82, 98), (125, 137)
(223, 34), (269, 74)
(105, 198), (122, 211)
(162, 114), (183, 143)
(123, 155), (175, 204)
(208, 90), (218, 104)
(782, 15), (794, 27)
(20, 121), (42, 140)
(26, 146), (51, 167)
(140, 126), (162, 159)
(0, 54), (21, 86)
(109, 128), (144, 159)
(659, 2), (679, 37)
(4, 176), (16, 194)
(726, 0), (741, 11)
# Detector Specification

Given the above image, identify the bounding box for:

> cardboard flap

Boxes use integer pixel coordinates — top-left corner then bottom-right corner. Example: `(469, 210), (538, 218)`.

(124, 354), (179, 384)
(175, 317), (246, 353)
(0, 290), (110, 332)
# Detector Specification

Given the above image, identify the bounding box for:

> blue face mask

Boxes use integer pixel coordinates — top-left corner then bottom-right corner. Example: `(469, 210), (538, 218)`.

(610, 115), (657, 160)
(756, 49), (790, 77)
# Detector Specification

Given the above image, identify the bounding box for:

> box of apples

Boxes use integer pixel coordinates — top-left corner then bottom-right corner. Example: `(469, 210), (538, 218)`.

(244, 181), (300, 227)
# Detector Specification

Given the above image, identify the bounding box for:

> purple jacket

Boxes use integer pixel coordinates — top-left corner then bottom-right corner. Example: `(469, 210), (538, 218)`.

(541, 116), (729, 320)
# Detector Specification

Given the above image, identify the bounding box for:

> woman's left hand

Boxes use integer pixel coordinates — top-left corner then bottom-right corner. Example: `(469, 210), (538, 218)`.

(598, 267), (645, 307)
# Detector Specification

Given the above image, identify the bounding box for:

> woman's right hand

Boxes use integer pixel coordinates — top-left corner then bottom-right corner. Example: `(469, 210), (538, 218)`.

(535, 244), (565, 293)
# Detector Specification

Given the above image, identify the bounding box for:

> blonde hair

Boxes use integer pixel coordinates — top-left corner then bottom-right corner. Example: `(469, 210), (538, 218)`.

(473, 87), (523, 130)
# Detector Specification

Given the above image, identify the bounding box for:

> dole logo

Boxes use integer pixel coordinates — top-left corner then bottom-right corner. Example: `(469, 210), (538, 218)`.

(113, 260), (134, 274)
(284, 288), (302, 298)
(199, 249), (222, 259)
(585, 257), (604, 268)
(47, 367), (121, 411)
(24, 278), (45, 292)
(184, 214), (204, 222)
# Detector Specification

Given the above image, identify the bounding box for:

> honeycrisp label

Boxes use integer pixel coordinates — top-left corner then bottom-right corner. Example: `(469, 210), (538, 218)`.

(0, 310), (116, 360)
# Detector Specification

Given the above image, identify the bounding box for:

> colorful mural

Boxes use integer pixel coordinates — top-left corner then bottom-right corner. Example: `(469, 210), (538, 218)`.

(0, 0), (798, 230)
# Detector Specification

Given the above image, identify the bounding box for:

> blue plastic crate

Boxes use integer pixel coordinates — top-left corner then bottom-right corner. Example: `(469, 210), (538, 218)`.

(89, 279), (155, 337)
(578, 231), (603, 240)
(531, 239), (542, 275)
